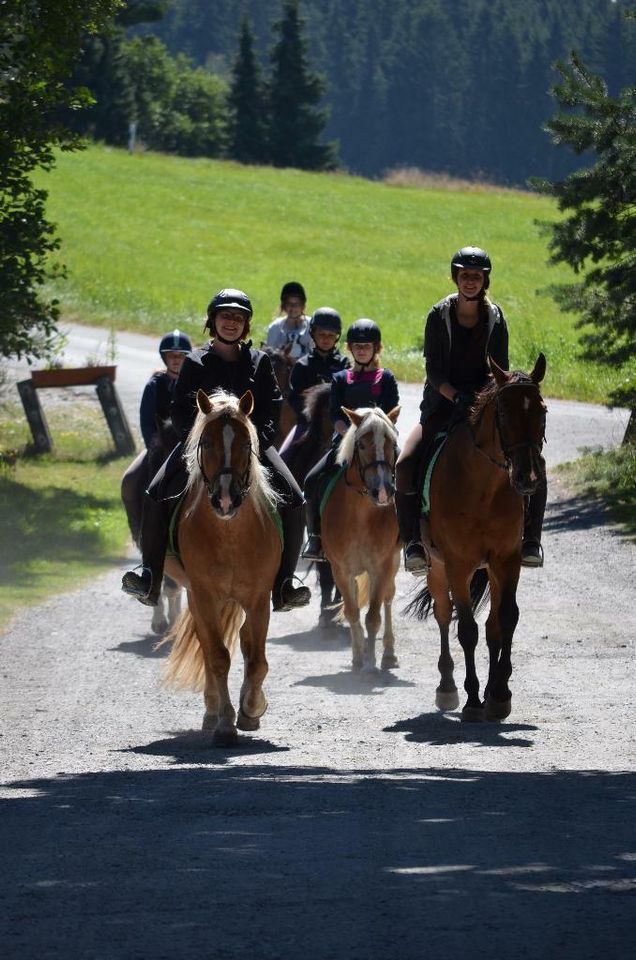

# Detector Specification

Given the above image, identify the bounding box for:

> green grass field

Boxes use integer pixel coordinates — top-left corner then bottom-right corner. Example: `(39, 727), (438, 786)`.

(34, 144), (620, 402)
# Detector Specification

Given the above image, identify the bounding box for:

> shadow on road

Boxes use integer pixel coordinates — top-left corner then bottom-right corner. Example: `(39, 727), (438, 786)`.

(294, 668), (416, 695)
(1, 765), (634, 959)
(384, 712), (538, 749)
(269, 626), (351, 652)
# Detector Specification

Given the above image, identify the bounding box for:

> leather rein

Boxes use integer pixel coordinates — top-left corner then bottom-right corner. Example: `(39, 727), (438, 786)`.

(469, 380), (546, 472)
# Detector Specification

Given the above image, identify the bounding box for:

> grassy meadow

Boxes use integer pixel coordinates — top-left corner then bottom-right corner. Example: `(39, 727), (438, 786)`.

(34, 144), (619, 403)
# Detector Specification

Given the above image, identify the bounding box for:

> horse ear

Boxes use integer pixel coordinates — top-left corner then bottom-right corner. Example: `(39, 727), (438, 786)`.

(387, 405), (401, 424)
(239, 390), (254, 416)
(530, 352), (547, 384)
(197, 389), (212, 414)
(488, 354), (510, 387)
(342, 406), (362, 426)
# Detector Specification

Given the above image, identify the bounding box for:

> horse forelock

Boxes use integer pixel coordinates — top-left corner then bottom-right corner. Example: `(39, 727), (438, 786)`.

(337, 407), (398, 465)
(183, 390), (279, 515)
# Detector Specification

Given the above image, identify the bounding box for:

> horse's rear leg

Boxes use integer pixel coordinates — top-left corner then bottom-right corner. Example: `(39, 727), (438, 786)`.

(380, 600), (399, 670)
(237, 595), (270, 731)
(164, 575), (182, 630)
(484, 565), (519, 721)
(317, 562), (339, 628)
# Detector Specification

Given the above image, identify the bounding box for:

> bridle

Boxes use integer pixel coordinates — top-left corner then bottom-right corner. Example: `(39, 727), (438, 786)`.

(196, 414), (253, 510)
(347, 431), (399, 497)
(470, 379), (546, 474)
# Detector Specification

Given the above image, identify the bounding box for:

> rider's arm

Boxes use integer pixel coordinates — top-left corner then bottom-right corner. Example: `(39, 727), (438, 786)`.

(170, 354), (201, 441)
(139, 377), (158, 448)
(287, 359), (309, 419)
(252, 352), (283, 450)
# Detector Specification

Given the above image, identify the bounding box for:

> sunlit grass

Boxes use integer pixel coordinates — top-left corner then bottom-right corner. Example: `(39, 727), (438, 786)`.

(555, 444), (636, 539)
(32, 144), (618, 402)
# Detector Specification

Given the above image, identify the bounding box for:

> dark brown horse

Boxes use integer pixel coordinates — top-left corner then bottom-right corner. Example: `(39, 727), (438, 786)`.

(261, 343), (297, 448)
(408, 354), (547, 721)
(283, 383), (342, 626)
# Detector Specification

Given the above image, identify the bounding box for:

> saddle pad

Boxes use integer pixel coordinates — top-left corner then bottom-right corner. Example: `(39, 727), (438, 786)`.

(420, 432), (449, 518)
(319, 464), (347, 517)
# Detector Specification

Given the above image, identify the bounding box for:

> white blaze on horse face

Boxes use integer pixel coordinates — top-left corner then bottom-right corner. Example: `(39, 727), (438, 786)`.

(371, 419), (390, 505)
(219, 422), (235, 514)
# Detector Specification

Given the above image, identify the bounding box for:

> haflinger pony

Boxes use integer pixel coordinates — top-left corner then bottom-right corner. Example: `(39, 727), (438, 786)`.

(322, 405), (401, 672)
(408, 353), (547, 722)
(162, 389), (282, 746)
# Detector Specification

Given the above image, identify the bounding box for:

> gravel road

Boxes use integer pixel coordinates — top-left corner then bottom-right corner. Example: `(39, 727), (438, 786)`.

(1, 325), (634, 960)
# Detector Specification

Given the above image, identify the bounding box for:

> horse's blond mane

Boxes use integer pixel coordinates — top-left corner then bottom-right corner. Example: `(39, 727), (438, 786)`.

(183, 389), (280, 518)
(337, 406), (398, 465)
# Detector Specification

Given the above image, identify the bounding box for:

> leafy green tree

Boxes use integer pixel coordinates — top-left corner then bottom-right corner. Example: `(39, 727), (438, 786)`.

(227, 18), (269, 164)
(533, 37), (636, 421)
(0, 0), (121, 361)
(268, 0), (337, 170)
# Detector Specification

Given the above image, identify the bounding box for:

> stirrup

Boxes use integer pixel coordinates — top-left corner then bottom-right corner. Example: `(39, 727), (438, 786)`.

(521, 540), (544, 568)
(121, 567), (160, 606)
(273, 576), (312, 612)
(404, 540), (429, 576)
(301, 534), (325, 562)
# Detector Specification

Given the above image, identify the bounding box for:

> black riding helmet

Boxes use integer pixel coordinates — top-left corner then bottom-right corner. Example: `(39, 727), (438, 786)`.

(346, 318), (382, 344)
(158, 329), (192, 359)
(451, 246), (492, 290)
(206, 288), (253, 338)
(309, 306), (342, 338)
(280, 281), (306, 304)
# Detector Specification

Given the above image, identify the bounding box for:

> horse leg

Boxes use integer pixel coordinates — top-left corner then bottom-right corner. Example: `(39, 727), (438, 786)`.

(380, 559), (400, 670)
(164, 575), (182, 630)
(237, 594), (270, 732)
(318, 562), (338, 628)
(429, 565), (458, 710)
(334, 568), (364, 671)
(150, 588), (169, 635)
(363, 579), (382, 673)
(449, 572), (483, 721)
(484, 564), (519, 721)
(190, 596), (237, 746)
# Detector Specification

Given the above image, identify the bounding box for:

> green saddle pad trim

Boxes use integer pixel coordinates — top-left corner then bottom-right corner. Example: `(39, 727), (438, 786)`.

(167, 490), (284, 558)
(319, 464), (347, 517)
(421, 432), (448, 518)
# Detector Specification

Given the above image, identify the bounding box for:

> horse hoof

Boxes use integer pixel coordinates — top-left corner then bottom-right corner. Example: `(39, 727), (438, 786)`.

(236, 710), (260, 732)
(381, 653), (399, 670)
(461, 705), (485, 723)
(435, 689), (459, 711)
(485, 696), (512, 721)
(212, 726), (239, 747)
(151, 617), (168, 635)
(201, 713), (218, 732)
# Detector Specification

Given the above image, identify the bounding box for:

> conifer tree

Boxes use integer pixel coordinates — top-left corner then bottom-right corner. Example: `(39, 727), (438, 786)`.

(533, 31), (636, 422)
(268, 0), (337, 170)
(227, 18), (269, 164)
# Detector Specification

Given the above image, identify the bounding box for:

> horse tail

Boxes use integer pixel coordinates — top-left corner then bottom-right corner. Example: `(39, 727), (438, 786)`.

(404, 568), (490, 621)
(332, 572), (369, 622)
(160, 602), (244, 691)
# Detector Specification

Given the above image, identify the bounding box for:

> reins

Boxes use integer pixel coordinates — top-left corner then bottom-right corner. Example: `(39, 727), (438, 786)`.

(469, 379), (546, 473)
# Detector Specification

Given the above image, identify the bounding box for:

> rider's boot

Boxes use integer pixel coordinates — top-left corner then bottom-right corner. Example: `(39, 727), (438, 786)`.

(121, 494), (168, 606)
(396, 490), (429, 575)
(273, 501), (312, 612)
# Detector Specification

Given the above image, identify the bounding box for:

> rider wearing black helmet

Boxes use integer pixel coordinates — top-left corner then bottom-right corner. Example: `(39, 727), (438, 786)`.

(121, 328), (192, 545)
(121, 288), (312, 613)
(395, 246), (546, 573)
(266, 280), (312, 359)
(302, 318), (400, 561)
(280, 307), (350, 458)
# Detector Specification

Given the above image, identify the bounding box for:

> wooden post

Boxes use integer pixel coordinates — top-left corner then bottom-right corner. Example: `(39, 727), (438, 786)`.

(95, 377), (136, 456)
(17, 379), (53, 453)
(622, 409), (636, 446)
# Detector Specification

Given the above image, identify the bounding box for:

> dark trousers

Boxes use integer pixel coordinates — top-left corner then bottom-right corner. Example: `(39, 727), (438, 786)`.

(303, 444), (339, 536)
(138, 443), (305, 595)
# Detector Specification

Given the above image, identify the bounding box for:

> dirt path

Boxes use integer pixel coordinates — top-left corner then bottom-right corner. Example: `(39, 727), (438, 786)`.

(1, 327), (634, 959)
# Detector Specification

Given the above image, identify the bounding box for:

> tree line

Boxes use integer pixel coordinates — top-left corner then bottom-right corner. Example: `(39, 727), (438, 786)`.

(142, 0), (635, 186)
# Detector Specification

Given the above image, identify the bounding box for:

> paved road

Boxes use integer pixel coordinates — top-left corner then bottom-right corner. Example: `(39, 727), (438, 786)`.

(1, 325), (634, 960)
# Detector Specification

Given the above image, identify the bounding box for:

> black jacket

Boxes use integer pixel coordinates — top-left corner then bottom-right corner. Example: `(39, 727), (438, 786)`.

(287, 349), (350, 422)
(330, 367), (400, 425)
(419, 294), (509, 421)
(171, 341), (282, 450)
(139, 370), (175, 448)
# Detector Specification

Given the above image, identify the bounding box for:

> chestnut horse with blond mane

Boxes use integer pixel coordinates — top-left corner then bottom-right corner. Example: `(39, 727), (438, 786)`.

(321, 405), (401, 672)
(408, 354), (547, 721)
(163, 389), (282, 746)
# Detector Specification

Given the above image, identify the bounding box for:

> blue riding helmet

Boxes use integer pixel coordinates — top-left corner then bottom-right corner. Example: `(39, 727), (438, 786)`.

(309, 307), (342, 337)
(159, 330), (192, 359)
(346, 318), (382, 344)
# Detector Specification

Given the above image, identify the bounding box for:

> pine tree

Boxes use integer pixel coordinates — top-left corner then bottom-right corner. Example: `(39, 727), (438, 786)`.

(227, 18), (269, 164)
(268, 0), (337, 170)
(533, 33), (636, 421)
